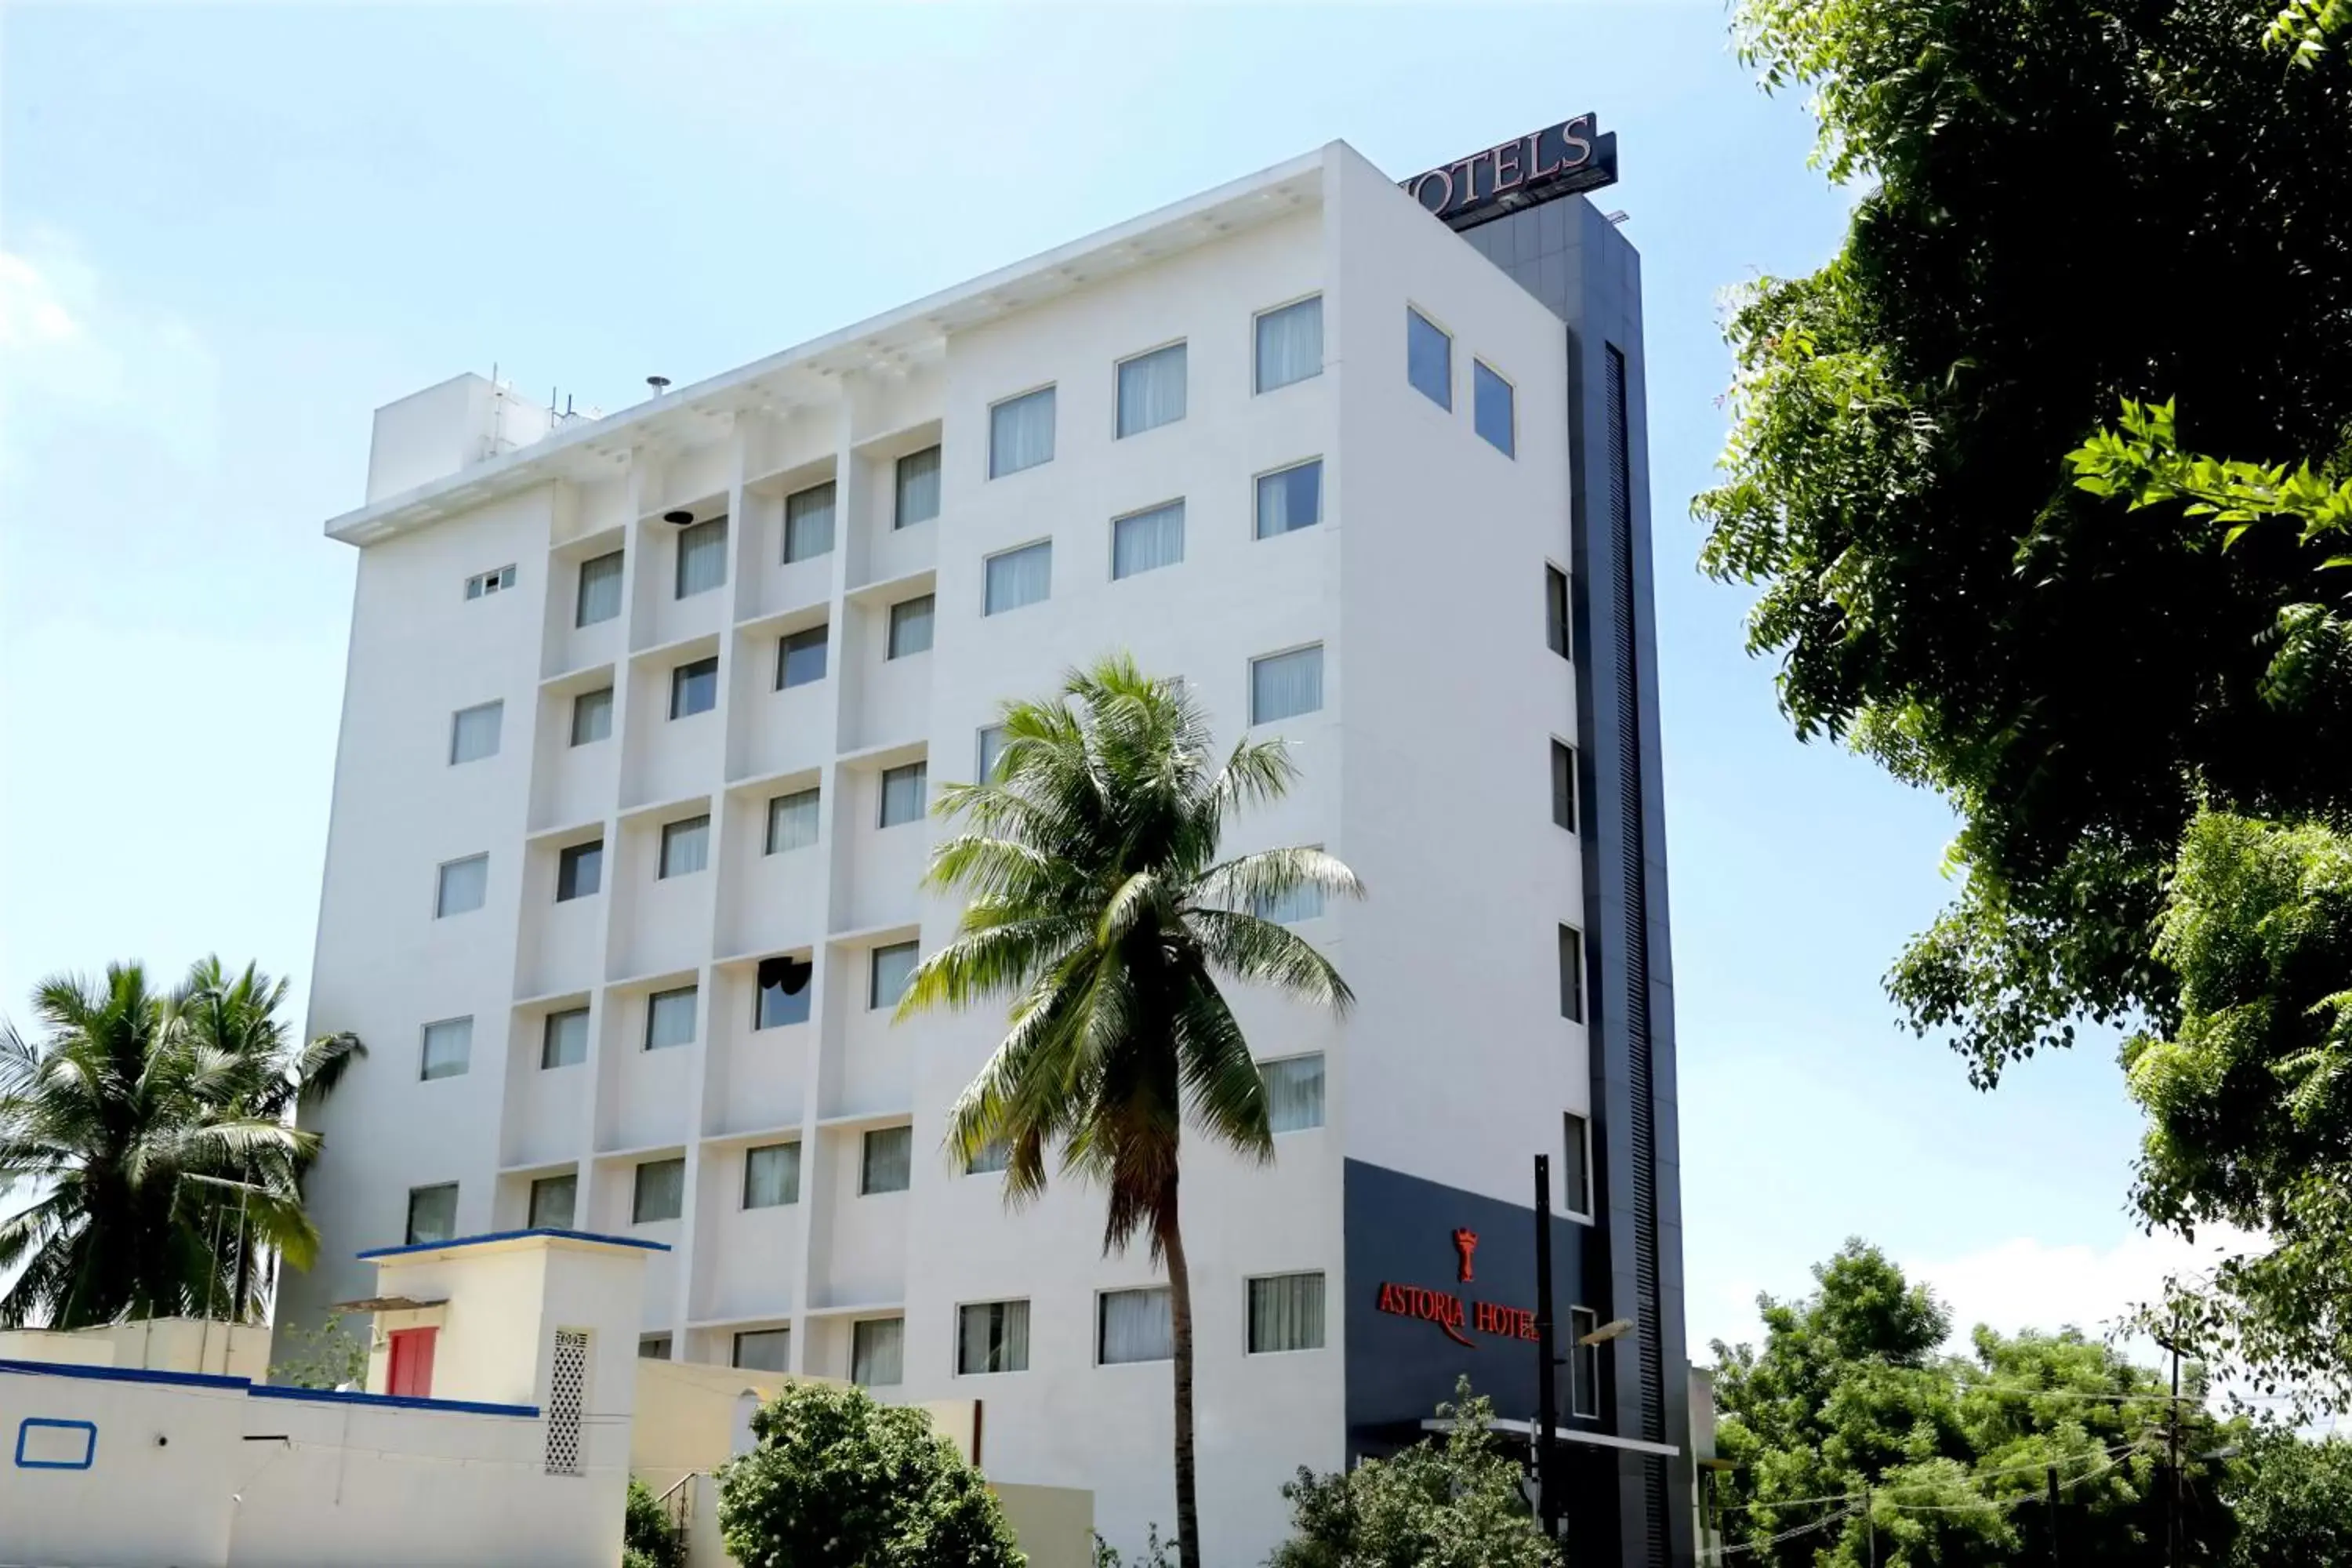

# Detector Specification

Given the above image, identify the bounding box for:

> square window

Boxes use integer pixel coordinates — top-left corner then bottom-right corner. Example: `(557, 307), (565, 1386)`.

(869, 941), (918, 1010)
(743, 1142), (800, 1208)
(1559, 925), (1585, 1024)
(557, 840), (603, 902)
(879, 762), (927, 828)
(777, 624), (828, 688)
(783, 483), (836, 564)
(1255, 460), (1322, 539)
(989, 387), (1055, 478)
(1098, 1287), (1173, 1364)
(659, 815), (710, 878)
(641, 1334), (673, 1361)
(1552, 740), (1578, 833)
(1112, 502), (1184, 579)
(1546, 566), (1572, 659)
(449, 701), (503, 765)
(1254, 296), (1323, 394)
(895, 445), (942, 528)
(670, 656), (718, 719)
(572, 687), (614, 746)
(754, 956), (812, 1029)
(1475, 360), (1515, 456)
(1247, 1272), (1326, 1354)
(419, 1017), (472, 1081)
(675, 516), (728, 598)
(984, 542), (1051, 615)
(975, 725), (1007, 782)
(646, 986), (698, 1050)
(1407, 307), (1453, 410)
(734, 1328), (790, 1373)
(860, 1125), (913, 1194)
(958, 1300), (1031, 1374)
(1116, 343), (1186, 437)
(1262, 1054), (1325, 1134)
(1563, 1112), (1592, 1217)
(965, 1138), (1011, 1175)
(541, 1007), (589, 1069)
(1569, 1306), (1601, 1417)
(435, 855), (488, 918)
(1250, 645), (1324, 724)
(765, 788), (820, 853)
(1252, 857), (1325, 925)
(851, 1316), (904, 1387)
(405, 1183), (458, 1246)
(576, 550), (624, 626)
(528, 1173), (576, 1230)
(632, 1157), (684, 1224)
(465, 564), (517, 600)
(887, 594), (935, 659)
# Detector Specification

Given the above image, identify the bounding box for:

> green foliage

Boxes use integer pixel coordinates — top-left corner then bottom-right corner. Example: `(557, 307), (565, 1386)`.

(267, 1314), (368, 1389)
(2225, 1428), (2352, 1566)
(623, 1476), (688, 1568)
(2267, 0), (2352, 61)
(716, 1380), (1023, 1568)
(1093, 1525), (1177, 1568)
(1265, 1379), (1553, 1568)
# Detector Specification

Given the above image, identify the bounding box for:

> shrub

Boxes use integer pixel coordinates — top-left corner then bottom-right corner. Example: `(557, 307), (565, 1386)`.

(624, 1475), (687, 1568)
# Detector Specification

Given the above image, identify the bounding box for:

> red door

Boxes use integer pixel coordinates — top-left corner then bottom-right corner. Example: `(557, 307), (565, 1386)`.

(387, 1327), (438, 1399)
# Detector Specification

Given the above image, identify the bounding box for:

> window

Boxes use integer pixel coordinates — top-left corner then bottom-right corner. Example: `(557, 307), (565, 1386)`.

(1250, 645), (1324, 724)
(976, 725), (1007, 782)
(1112, 502), (1184, 579)
(783, 483), (835, 564)
(1255, 459), (1323, 539)
(449, 701), (503, 764)
(1116, 343), (1186, 437)
(1551, 740), (1578, 833)
(765, 788), (819, 853)
(435, 855), (488, 917)
(670, 656), (720, 720)
(1475, 361), (1515, 456)
(542, 1007), (589, 1069)
(734, 1328), (790, 1373)
(529, 1173), (576, 1230)
(659, 815), (711, 878)
(851, 1317), (905, 1387)
(464, 564), (517, 600)
(675, 517), (728, 598)
(1247, 1272), (1326, 1353)
(406, 1183), (459, 1246)
(1407, 307), (1452, 409)
(777, 625), (827, 688)
(869, 941), (918, 1010)
(958, 1300), (1031, 1374)
(895, 445), (942, 528)
(1569, 1306), (1601, 1418)
(557, 839), (604, 902)
(754, 956), (812, 1029)
(966, 1138), (1011, 1174)
(860, 1125), (913, 1195)
(984, 542), (1051, 615)
(1562, 1112), (1592, 1217)
(646, 986), (698, 1050)
(641, 1334), (673, 1362)
(576, 550), (623, 626)
(879, 762), (927, 827)
(989, 387), (1055, 477)
(1098, 1287), (1173, 1365)
(1546, 566), (1571, 659)
(743, 1142), (800, 1208)
(633, 1157), (684, 1224)
(1254, 296), (1323, 393)
(419, 1018), (472, 1081)
(1262, 1054), (1325, 1133)
(1253, 861), (1324, 925)
(887, 594), (935, 659)
(1559, 925), (1585, 1024)
(572, 687), (614, 746)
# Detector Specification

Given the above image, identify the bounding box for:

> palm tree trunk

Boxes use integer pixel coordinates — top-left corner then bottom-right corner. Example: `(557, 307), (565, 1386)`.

(1158, 1187), (1202, 1568)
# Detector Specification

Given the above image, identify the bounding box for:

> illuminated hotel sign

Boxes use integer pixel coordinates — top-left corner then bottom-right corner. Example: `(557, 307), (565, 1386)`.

(1399, 114), (1619, 232)
(1374, 1226), (1543, 1348)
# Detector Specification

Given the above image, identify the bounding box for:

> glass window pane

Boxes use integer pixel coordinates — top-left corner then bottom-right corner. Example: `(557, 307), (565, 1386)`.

(1116, 343), (1186, 437)
(1563, 1112), (1592, 1216)
(743, 1143), (801, 1208)
(1112, 502), (1185, 579)
(735, 1328), (790, 1373)
(1263, 1054), (1326, 1133)
(1552, 741), (1577, 832)
(646, 986), (698, 1050)
(557, 840), (604, 902)
(976, 725), (1006, 782)
(984, 542), (1051, 615)
(783, 483), (836, 563)
(420, 1017), (472, 1081)
(869, 942), (918, 1010)
(989, 387), (1055, 477)
(1250, 646), (1324, 724)
(542, 1007), (589, 1069)
(1546, 566), (1571, 658)
(755, 956), (811, 1029)
(1254, 296), (1323, 394)
(895, 445), (942, 528)
(1255, 460), (1323, 539)
(675, 517), (728, 598)
(641, 1334), (672, 1361)
(965, 1138), (1011, 1174)
(529, 1174), (576, 1230)
(670, 657), (718, 718)
(633, 1157), (684, 1224)
(1098, 1287), (1173, 1364)
(766, 789), (820, 853)
(1570, 1306), (1601, 1417)
(1407, 308), (1452, 409)
(576, 550), (624, 626)
(1252, 863), (1324, 925)
(1475, 361), (1515, 456)
(1247, 1272), (1326, 1353)
(1559, 926), (1585, 1024)
(778, 625), (828, 688)
(887, 594), (935, 658)
(659, 815), (710, 878)
(851, 1316), (905, 1386)
(405, 1183), (459, 1246)
(860, 1125), (913, 1194)
(879, 762), (927, 827)
(958, 1300), (1031, 1374)
(450, 701), (503, 764)
(572, 687), (614, 746)
(435, 855), (488, 917)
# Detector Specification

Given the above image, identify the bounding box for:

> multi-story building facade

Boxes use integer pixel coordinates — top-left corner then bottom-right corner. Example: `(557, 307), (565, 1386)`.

(292, 134), (1689, 1566)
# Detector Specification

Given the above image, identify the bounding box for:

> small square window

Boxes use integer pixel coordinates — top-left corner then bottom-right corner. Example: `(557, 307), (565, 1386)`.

(641, 1334), (673, 1361)
(734, 1327), (790, 1373)
(528, 1173), (576, 1230)
(1475, 360), (1515, 456)
(860, 1125), (913, 1194)
(958, 1300), (1031, 1374)
(572, 687), (614, 746)
(670, 657), (719, 720)
(975, 725), (1007, 782)
(1116, 343), (1186, 437)
(541, 1007), (589, 1069)
(777, 625), (828, 688)
(1562, 1112), (1593, 1217)
(576, 550), (623, 626)
(1263, 1054), (1325, 1133)
(879, 762), (927, 828)
(646, 986), (698, 1051)
(966, 1138), (1011, 1174)
(1559, 925), (1585, 1024)
(1112, 502), (1184, 579)
(989, 387), (1055, 478)
(766, 788), (820, 853)
(449, 701), (503, 765)
(465, 564), (517, 600)
(895, 446), (942, 528)
(851, 1316), (905, 1386)
(1250, 646), (1324, 724)
(984, 542), (1051, 615)
(1098, 1287), (1173, 1364)
(1551, 740), (1578, 833)
(632, 1157), (684, 1224)
(754, 956), (812, 1029)
(557, 840), (603, 902)
(419, 1017), (472, 1081)
(675, 516), (728, 598)
(1255, 460), (1322, 539)
(435, 855), (488, 918)
(1251, 858), (1324, 925)
(1407, 307), (1452, 410)
(887, 594), (935, 659)
(743, 1142), (800, 1208)
(659, 815), (710, 878)
(869, 942), (918, 1010)
(1247, 1272), (1326, 1354)
(1254, 296), (1323, 394)
(783, 483), (836, 564)
(405, 1182), (459, 1246)
(1546, 567), (1572, 659)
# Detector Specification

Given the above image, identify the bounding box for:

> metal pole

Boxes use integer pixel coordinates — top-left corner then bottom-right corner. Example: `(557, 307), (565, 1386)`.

(1534, 1154), (1562, 1555)
(2167, 1341), (2182, 1568)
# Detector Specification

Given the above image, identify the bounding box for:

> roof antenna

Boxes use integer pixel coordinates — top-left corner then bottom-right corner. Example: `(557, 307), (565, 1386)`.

(647, 375), (671, 397)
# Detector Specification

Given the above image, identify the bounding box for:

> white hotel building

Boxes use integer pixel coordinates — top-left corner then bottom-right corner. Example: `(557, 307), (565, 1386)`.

(292, 136), (1690, 1566)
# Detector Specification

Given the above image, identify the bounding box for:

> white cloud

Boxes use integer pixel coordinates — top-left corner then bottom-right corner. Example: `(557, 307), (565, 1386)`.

(1906, 1229), (2249, 1354)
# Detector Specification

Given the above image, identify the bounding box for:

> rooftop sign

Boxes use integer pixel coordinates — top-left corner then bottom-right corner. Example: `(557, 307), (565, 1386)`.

(1399, 114), (1618, 232)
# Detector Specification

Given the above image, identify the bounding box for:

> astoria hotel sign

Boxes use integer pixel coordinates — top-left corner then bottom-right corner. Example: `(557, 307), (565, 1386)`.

(1399, 113), (1619, 232)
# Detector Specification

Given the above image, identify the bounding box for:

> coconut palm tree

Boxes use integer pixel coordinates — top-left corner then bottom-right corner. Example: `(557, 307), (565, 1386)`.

(895, 653), (1361, 1568)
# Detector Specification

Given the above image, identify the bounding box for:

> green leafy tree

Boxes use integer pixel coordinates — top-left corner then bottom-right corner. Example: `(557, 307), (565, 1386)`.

(895, 653), (1360, 1568)
(2225, 1428), (2352, 1567)
(267, 1314), (370, 1389)
(1266, 1380), (1553, 1568)
(715, 1380), (1025, 1568)
(623, 1475), (688, 1568)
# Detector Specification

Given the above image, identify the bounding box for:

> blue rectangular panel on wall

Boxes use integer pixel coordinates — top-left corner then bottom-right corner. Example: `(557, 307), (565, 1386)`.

(15, 1417), (97, 1470)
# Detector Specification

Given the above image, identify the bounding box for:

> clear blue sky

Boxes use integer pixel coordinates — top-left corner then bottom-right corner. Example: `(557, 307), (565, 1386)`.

(0, 2), (2178, 1355)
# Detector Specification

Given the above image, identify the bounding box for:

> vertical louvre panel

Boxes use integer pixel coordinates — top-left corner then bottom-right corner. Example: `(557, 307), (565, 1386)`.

(544, 1329), (588, 1476)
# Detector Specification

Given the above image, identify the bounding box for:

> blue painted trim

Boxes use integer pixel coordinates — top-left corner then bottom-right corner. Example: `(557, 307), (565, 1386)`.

(15, 1417), (97, 1471)
(0, 1359), (250, 1392)
(249, 1383), (539, 1419)
(354, 1225), (670, 1261)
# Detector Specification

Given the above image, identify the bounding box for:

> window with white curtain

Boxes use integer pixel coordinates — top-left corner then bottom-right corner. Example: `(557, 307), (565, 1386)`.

(557, 839), (602, 902)
(1116, 343), (1187, 437)
(1247, 1272), (1326, 1353)
(632, 1158), (684, 1224)
(1098, 1287), (1174, 1365)
(976, 725), (1007, 782)
(1475, 360), (1515, 456)
(879, 762), (927, 827)
(1112, 502), (1184, 580)
(576, 550), (623, 626)
(419, 1017), (472, 1081)
(449, 701), (503, 764)
(1254, 296), (1323, 393)
(958, 1300), (1031, 1374)
(887, 594), (935, 658)
(1407, 307), (1453, 410)
(1562, 1112), (1592, 1217)
(674, 517), (728, 598)
(645, 986), (698, 1050)
(965, 1138), (1011, 1174)
(1559, 925), (1585, 1024)
(860, 1126), (913, 1194)
(766, 789), (820, 853)
(659, 815), (710, 878)
(572, 687), (614, 746)
(734, 1328), (790, 1373)
(783, 483), (836, 563)
(1262, 1054), (1325, 1133)
(405, 1183), (459, 1245)
(435, 855), (488, 917)
(1569, 1306), (1601, 1417)
(542, 1007), (589, 1069)
(869, 942), (918, 1010)
(1250, 645), (1323, 724)
(742, 1142), (800, 1208)
(528, 1174), (575, 1230)
(778, 625), (827, 688)
(896, 445), (942, 528)
(1255, 459), (1323, 539)
(984, 542), (1051, 615)
(851, 1317), (905, 1386)
(989, 387), (1055, 478)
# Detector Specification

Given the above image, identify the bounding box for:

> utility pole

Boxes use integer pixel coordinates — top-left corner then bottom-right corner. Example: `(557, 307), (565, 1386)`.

(2047, 1462), (2061, 1566)
(2166, 1338), (2183, 1568)
(1534, 1155), (1562, 1556)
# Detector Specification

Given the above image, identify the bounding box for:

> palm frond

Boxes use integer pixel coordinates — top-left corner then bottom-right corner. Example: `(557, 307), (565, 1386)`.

(1185, 907), (1357, 1014)
(1192, 846), (1365, 916)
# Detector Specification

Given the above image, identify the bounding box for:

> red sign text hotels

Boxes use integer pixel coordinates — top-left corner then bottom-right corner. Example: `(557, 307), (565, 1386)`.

(1374, 1281), (1539, 1349)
